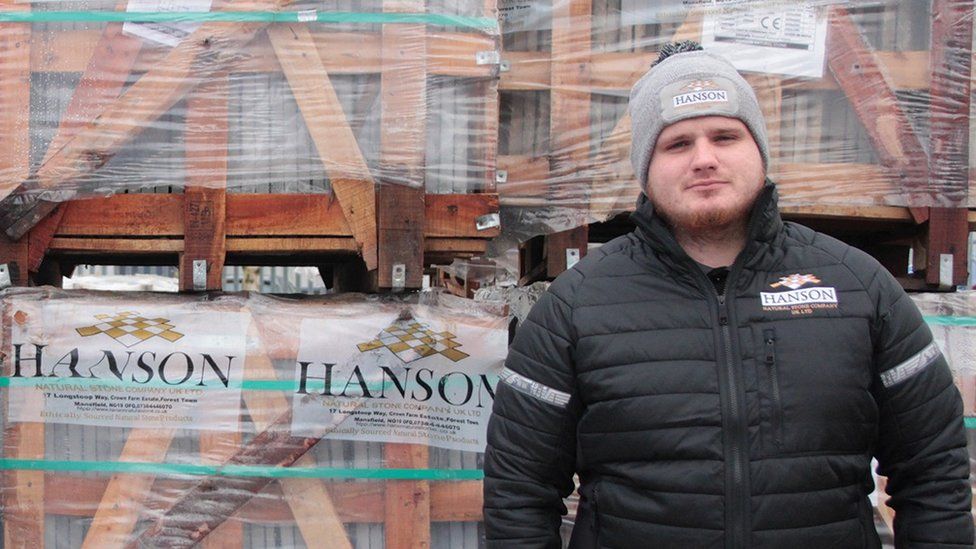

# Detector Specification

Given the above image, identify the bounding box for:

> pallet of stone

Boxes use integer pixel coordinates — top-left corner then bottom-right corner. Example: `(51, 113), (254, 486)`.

(0, 1), (502, 291)
(495, 0), (976, 285)
(0, 288), (507, 548)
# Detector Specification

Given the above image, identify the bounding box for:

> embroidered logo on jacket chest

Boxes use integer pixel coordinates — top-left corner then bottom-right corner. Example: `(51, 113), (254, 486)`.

(760, 273), (838, 316)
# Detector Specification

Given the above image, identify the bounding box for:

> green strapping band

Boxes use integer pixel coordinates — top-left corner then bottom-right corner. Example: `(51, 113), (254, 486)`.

(965, 417), (976, 429)
(0, 375), (498, 392)
(0, 11), (497, 30)
(923, 315), (976, 327)
(0, 458), (484, 480)
(0, 377), (391, 392)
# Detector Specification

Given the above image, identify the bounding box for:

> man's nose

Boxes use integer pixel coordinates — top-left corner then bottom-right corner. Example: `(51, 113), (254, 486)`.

(690, 141), (719, 171)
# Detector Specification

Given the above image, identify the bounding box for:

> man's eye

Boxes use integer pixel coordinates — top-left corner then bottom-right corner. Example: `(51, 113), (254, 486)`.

(665, 140), (688, 150)
(715, 134), (737, 142)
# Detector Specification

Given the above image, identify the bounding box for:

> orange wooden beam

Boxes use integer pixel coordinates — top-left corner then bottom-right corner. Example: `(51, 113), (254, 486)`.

(267, 23), (379, 271)
(180, 76), (229, 292)
(826, 7), (931, 211)
(52, 194), (496, 239)
(921, 0), (973, 286)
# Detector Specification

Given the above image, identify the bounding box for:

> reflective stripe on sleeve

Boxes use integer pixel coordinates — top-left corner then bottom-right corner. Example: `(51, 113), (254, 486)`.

(880, 341), (942, 388)
(499, 367), (571, 407)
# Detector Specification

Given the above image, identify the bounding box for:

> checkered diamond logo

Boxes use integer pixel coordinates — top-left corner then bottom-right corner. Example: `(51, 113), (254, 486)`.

(770, 273), (822, 290)
(76, 311), (185, 348)
(357, 317), (469, 363)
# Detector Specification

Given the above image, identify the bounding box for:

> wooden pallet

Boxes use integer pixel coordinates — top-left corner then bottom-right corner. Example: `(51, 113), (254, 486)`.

(498, 1), (975, 287)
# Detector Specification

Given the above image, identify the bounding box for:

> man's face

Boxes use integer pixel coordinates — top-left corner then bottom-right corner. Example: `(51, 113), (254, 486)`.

(646, 116), (765, 233)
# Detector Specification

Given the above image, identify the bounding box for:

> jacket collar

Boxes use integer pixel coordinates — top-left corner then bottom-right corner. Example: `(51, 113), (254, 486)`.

(629, 180), (783, 264)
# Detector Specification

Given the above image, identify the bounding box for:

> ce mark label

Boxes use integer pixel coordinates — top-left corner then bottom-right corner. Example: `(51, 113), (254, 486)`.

(761, 16), (782, 31)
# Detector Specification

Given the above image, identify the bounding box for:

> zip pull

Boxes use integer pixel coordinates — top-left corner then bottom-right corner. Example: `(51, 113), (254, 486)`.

(763, 329), (776, 364)
(717, 294), (728, 326)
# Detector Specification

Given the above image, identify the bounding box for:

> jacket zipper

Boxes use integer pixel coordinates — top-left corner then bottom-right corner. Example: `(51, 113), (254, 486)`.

(763, 329), (783, 449)
(716, 292), (747, 549)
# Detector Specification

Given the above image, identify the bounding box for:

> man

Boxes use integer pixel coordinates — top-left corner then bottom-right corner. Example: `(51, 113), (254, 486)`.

(483, 42), (974, 548)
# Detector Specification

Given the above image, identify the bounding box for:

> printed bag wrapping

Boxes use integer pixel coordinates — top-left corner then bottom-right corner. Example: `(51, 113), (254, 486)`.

(0, 287), (507, 548)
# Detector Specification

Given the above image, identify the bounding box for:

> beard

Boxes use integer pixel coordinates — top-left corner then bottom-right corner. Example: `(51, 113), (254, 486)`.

(651, 185), (762, 236)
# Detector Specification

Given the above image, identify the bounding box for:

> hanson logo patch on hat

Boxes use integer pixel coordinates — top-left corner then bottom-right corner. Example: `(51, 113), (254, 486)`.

(660, 76), (739, 123)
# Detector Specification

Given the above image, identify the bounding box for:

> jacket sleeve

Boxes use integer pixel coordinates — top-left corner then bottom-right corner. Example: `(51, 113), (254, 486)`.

(871, 270), (974, 548)
(483, 271), (584, 549)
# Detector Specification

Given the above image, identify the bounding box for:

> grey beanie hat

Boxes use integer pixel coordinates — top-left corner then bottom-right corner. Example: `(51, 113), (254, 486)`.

(629, 48), (769, 190)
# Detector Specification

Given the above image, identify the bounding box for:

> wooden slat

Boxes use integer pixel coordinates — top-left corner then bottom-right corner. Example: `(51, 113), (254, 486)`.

(826, 7), (930, 204)
(924, 0), (972, 285)
(472, 0), (501, 195)
(49, 238), (184, 253)
(181, 76), (228, 291)
(0, 0), (31, 287)
(226, 195), (352, 236)
(385, 443), (431, 549)
(425, 194), (500, 238)
(546, 0), (593, 277)
(55, 194), (494, 239)
(2, 421), (44, 549)
(921, 207), (970, 287)
(0, 0), (298, 239)
(0, 3), (30, 202)
(268, 23), (378, 271)
(225, 237), (358, 254)
(376, 0), (427, 290)
(0, 20), (39, 547)
(779, 204), (914, 223)
(33, 28), (493, 78)
(58, 195), (184, 236)
(431, 479), (483, 522)
(424, 238), (488, 254)
(43, 474), (483, 523)
(550, 0), (592, 176)
(501, 49), (931, 93)
(584, 50), (931, 94)
(80, 428), (177, 549)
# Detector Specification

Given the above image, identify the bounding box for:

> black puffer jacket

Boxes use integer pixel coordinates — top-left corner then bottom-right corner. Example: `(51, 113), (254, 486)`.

(484, 183), (973, 548)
